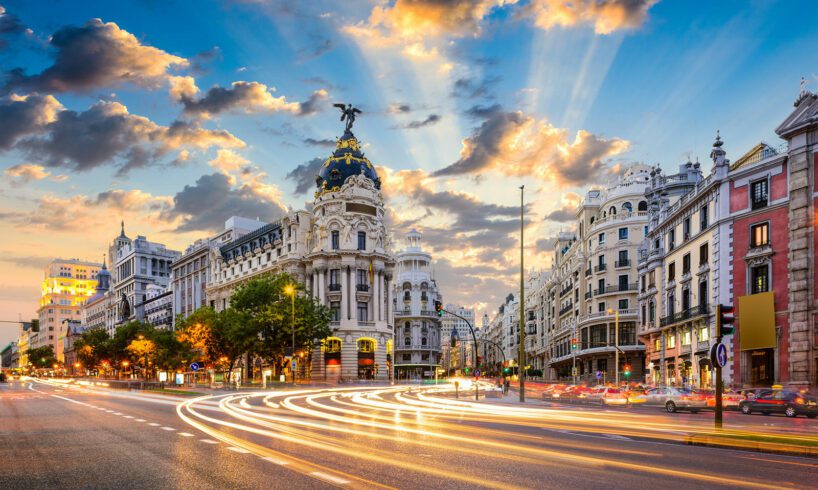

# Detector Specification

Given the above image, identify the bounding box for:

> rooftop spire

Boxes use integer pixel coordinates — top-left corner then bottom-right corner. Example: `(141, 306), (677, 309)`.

(120, 220), (126, 238)
(102, 254), (107, 269)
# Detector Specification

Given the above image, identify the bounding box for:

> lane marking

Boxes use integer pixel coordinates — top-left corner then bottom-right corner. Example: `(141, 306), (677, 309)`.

(604, 434), (632, 441)
(105, 410), (115, 413)
(262, 456), (289, 465)
(310, 472), (350, 485)
(227, 446), (251, 453)
(148, 423), (161, 426)
(199, 439), (219, 444)
(112, 412), (123, 415)
(178, 432), (194, 437)
(135, 419), (146, 422)
(122, 415), (134, 419)
(161, 427), (175, 431)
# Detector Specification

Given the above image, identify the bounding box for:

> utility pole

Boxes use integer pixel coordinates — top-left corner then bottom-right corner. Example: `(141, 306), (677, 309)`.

(519, 185), (525, 403)
(614, 309), (619, 386)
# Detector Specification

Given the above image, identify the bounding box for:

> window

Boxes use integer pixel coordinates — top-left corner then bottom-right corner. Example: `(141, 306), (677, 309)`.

(698, 326), (709, 342)
(700, 204), (708, 230)
(682, 253), (691, 275)
(666, 333), (676, 349)
(668, 229), (675, 250)
(682, 329), (692, 345)
(654, 338), (661, 351)
(404, 337), (411, 346)
(421, 337), (427, 346)
(357, 302), (368, 322)
(357, 231), (366, 250)
(618, 227), (628, 240)
(331, 230), (340, 250)
(699, 280), (708, 308)
(699, 243), (709, 266)
(622, 202), (632, 213)
(598, 232), (605, 244)
(356, 269), (368, 286)
(422, 353), (429, 361)
(649, 300), (655, 321)
(683, 217), (691, 240)
(598, 278), (605, 293)
(402, 354), (411, 361)
(668, 262), (675, 281)
(644, 225), (649, 236)
(598, 302), (606, 313)
(751, 179), (769, 209)
(750, 264), (769, 294)
(618, 275), (628, 290)
(330, 269), (339, 286)
(751, 222), (769, 248)
(330, 302), (340, 321)
(618, 299), (628, 310)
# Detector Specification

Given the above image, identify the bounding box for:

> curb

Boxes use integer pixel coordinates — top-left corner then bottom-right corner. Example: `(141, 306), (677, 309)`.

(685, 433), (818, 458)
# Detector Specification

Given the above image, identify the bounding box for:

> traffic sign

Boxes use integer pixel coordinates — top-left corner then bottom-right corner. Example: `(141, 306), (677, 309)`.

(596, 370), (602, 380)
(474, 369), (481, 377)
(571, 367), (578, 376)
(291, 359), (297, 371)
(189, 362), (200, 372)
(711, 342), (728, 367)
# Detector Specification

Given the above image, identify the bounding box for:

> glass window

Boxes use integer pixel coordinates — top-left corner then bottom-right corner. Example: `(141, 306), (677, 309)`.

(751, 179), (769, 209)
(682, 329), (692, 345)
(598, 232), (605, 244)
(618, 299), (628, 310)
(682, 253), (691, 274)
(330, 302), (340, 321)
(330, 269), (339, 286)
(654, 338), (660, 351)
(700, 204), (708, 230)
(668, 262), (675, 281)
(357, 269), (368, 286)
(618, 227), (628, 240)
(668, 229), (675, 250)
(357, 302), (368, 322)
(699, 326), (709, 342)
(699, 243), (709, 265)
(751, 223), (769, 248)
(666, 333), (676, 349)
(750, 264), (769, 294)
(331, 230), (340, 250)
(357, 231), (366, 251)
(683, 217), (691, 240)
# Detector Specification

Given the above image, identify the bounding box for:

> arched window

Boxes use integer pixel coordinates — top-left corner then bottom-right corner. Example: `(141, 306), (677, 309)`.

(404, 337), (411, 346)
(638, 201), (648, 212)
(357, 338), (375, 353)
(404, 321), (410, 331)
(421, 337), (427, 346)
(590, 216), (595, 224)
(609, 206), (617, 215)
(622, 202), (632, 213)
(324, 337), (342, 353)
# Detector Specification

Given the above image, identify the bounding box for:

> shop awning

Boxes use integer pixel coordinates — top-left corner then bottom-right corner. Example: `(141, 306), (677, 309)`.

(738, 291), (776, 351)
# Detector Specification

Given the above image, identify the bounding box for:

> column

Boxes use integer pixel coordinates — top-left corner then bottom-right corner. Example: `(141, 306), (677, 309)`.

(373, 270), (380, 322)
(386, 277), (392, 326)
(379, 272), (385, 322)
(317, 269), (325, 305)
(341, 267), (348, 320)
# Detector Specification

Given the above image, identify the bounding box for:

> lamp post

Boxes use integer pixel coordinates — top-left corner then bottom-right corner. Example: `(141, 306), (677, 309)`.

(519, 185), (525, 402)
(284, 284), (296, 383)
(607, 308), (620, 385)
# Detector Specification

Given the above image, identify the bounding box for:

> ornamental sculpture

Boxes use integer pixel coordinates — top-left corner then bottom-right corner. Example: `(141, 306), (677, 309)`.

(333, 103), (362, 132)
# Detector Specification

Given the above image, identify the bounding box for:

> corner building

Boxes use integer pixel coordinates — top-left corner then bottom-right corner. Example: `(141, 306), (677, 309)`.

(208, 128), (395, 382)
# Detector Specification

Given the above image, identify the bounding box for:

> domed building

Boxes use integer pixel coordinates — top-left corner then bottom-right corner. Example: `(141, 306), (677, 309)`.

(207, 123), (396, 383)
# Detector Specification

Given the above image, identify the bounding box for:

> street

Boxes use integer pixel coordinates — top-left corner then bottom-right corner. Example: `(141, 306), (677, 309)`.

(2, 380), (818, 489)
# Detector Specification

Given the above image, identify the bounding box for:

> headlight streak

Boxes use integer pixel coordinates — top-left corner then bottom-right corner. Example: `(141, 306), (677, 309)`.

(175, 386), (789, 489)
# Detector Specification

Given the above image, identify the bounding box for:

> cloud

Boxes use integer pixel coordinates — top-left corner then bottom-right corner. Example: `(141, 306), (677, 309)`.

(0, 5), (26, 50)
(168, 75), (199, 101)
(388, 103), (412, 114)
(464, 103), (502, 119)
(286, 157), (323, 195)
(452, 76), (501, 99)
(544, 192), (581, 222)
(0, 253), (52, 269)
(162, 172), (286, 232)
(394, 114), (441, 129)
(0, 93), (63, 149)
(303, 137), (335, 148)
(3, 18), (188, 93)
(522, 0), (658, 34)
(208, 149), (249, 173)
(432, 109), (629, 186)
(297, 37), (333, 61)
(0, 96), (245, 175)
(178, 81), (327, 119)
(4, 163), (67, 185)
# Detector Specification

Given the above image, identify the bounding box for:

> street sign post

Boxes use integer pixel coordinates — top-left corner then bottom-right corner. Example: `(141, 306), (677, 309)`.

(189, 362), (200, 372)
(712, 342), (728, 367)
(595, 370), (602, 380)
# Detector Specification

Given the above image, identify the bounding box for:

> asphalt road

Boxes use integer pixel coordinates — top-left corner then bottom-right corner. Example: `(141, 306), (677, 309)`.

(2, 379), (818, 489)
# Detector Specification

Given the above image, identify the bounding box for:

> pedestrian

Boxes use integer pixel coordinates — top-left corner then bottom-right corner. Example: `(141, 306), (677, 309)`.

(504, 377), (510, 394)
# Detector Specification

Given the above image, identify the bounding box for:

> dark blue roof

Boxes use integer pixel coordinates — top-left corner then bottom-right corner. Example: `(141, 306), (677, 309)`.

(219, 222), (282, 261)
(315, 130), (380, 195)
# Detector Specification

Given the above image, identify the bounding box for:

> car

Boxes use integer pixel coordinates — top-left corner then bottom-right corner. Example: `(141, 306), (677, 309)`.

(701, 389), (742, 410)
(644, 387), (707, 413)
(738, 390), (818, 418)
(598, 387), (629, 405)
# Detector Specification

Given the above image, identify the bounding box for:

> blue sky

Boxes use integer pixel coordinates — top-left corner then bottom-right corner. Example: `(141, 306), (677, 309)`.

(1, 0), (816, 345)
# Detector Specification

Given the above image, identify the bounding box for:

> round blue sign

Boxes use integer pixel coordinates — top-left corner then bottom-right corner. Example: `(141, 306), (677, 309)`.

(190, 362), (200, 372)
(596, 370), (602, 379)
(712, 343), (728, 368)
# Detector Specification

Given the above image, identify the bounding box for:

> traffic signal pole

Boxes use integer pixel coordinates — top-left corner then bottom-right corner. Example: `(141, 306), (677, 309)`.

(438, 303), (479, 401)
(715, 304), (723, 429)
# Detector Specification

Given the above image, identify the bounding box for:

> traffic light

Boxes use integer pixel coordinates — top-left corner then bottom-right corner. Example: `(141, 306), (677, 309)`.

(434, 300), (444, 317)
(464, 367), (470, 374)
(571, 338), (578, 350)
(623, 364), (631, 378)
(503, 367), (510, 374)
(717, 304), (736, 337)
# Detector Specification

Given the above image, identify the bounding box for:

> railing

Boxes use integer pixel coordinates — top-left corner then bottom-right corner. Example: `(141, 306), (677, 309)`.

(581, 309), (638, 322)
(659, 304), (709, 327)
(751, 198), (768, 210)
(584, 291), (592, 300)
(356, 284), (370, 292)
(594, 264), (607, 272)
(359, 321), (375, 326)
(585, 268), (592, 277)
(560, 284), (573, 297)
(615, 259), (630, 268)
(329, 283), (341, 291)
(559, 303), (574, 316)
(594, 283), (638, 295)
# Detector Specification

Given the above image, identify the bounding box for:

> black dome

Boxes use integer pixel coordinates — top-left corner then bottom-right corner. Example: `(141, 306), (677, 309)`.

(315, 130), (380, 196)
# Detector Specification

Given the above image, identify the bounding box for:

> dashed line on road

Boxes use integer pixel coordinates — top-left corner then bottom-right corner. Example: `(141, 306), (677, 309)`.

(227, 446), (251, 453)
(147, 423), (161, 426)
(310, 472), (350, 485)
(112, 412), (123, 415)
(161, 427), (175, 431)
(122, 415), (134, 419)
(262, 456), (289, 465)
(135, 419), (146, 422)
(178, 432), (194, 437)
(199, 439), (219, 444)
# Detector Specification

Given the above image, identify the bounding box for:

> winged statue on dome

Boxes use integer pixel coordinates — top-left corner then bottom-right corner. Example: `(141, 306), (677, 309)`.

(333, 103), (362, 132)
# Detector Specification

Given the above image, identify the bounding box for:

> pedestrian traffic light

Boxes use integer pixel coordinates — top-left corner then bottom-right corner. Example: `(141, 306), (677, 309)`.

(717, 304), (735, 336)
(434, 300), (444, 317)
(623, 364), (631, 378)
(571, 338), (578, 350)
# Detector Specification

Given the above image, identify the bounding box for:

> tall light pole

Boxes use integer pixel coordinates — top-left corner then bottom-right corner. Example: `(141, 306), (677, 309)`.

(284, 284), (296, 383)
(519, 185), (525, 403)
(607, 308), (620, 385)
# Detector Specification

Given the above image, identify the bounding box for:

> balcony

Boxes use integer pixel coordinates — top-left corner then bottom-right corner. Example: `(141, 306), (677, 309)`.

(420, 294), (429, 301)
(659, 304), (709, 327)
(585, 268), (592, 277)
(559, 303), (574, 316)
(560, 284), (573, 297)
(615, 259), (630, 268)
(356, 284), (370, 292)
(593, 283), (638, 295)
(594, 264), (607, 273)
(584, 291), (592, 300)
(751, 197), (768, 210)
(328, 283), (341, 292)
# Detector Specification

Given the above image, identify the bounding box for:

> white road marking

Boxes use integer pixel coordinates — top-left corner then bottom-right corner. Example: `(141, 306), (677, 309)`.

(199, 439), (219, 444)
(227, 446), (251, 453)
(105, 410), (115, 413)
(161, 427), (175, 431)
(135, 419), (146, 422)
(122, 415), (134, 419)
(310, 472), (350, 485)
(262, 456), (289, 465)
(604, 434), (632, 441)
(148, 423), (161, 426)
(112, 412), (123, 415)
(178, 432), (194, 437)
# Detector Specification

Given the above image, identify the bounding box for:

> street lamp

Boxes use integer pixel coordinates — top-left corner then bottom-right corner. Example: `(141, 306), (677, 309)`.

(283, 284), (296, 383)
(607, 308), (620, 385)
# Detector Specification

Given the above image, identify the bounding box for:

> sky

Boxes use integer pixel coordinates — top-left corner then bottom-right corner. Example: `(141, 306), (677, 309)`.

(1, 0), (816, 346)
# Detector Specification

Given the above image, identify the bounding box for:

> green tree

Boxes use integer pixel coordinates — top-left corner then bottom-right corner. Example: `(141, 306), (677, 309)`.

(27, 345), (57, 370)
(74, 328), (112, 372)
(177, 307), (254, 384)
